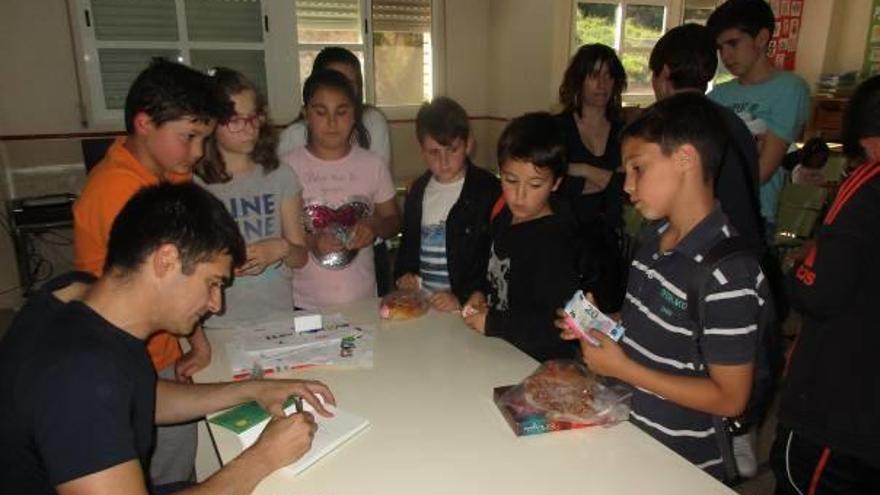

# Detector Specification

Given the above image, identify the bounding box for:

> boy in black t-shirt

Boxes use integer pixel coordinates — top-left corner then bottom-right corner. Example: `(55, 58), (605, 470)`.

(462, 112), (581, 362)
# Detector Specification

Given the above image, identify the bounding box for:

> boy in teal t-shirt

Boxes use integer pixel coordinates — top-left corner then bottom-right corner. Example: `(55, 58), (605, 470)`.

(707, 0), (810, 242)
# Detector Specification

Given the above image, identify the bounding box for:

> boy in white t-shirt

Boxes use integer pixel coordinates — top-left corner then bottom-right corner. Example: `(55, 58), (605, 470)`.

(395, 97), (501, 311)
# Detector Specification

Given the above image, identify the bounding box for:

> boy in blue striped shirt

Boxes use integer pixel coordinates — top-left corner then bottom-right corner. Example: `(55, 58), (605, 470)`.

(560, 93), (764, 480)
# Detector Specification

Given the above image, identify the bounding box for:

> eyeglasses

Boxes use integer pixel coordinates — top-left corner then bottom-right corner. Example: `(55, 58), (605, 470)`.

(223, 113), (266, 133)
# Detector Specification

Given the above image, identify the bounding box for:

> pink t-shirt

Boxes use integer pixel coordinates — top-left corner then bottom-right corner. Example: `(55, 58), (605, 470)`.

(284, 146), (396, 310)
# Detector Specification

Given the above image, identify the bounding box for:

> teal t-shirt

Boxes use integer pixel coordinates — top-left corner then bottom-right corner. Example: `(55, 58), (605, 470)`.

(709, 71), (810, 222)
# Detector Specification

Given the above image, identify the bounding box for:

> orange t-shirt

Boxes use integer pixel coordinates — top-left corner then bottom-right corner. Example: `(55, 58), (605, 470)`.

(73, 136), (190, 371)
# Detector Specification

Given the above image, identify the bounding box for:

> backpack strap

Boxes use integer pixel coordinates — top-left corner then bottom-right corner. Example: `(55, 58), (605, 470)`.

(490, 194), (506, 222)
(686, 235), (756, 337)
(721, 140), (761, 225)
(684, 235), (756, 485)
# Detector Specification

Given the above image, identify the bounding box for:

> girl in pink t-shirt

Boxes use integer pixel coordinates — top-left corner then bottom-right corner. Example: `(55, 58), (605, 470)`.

(283, 70), (401, 309)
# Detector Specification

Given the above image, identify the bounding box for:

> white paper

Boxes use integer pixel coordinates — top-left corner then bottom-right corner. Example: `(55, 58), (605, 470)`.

(237, 403), (370, 476)
(226, 313), (375, 378)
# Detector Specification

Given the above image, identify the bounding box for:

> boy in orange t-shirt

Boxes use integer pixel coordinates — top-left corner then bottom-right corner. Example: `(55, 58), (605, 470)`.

(73, 58), (231, 485)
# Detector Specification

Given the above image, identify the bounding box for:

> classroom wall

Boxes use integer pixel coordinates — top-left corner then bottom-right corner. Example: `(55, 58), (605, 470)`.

(793, 0), (874, 90)
(824, 0), (873, 75)
(393, 0), (495, 184)
(487, 0), (571, 118)
(793, 0), (835, 90)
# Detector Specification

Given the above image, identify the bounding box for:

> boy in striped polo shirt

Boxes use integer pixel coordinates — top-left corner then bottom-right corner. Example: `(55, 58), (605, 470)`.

(561, 93), (764, 480)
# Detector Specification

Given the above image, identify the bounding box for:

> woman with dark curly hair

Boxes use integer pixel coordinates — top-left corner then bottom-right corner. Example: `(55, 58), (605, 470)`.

(556, 43), (628, 312)
(195, 67), (309, 326)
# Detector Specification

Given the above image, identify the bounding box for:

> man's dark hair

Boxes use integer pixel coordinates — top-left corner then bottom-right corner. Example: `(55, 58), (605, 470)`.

(124, 58), (232, 134)
(842, 75), (880, 161)
(621, 92), (728, 184)
(415, 97), (471, 146)
(105, 183), (246, 275)
(302, 69), (370, 149)
(649, 24), (718, 92)
(559, 44), (627, 122)
(706, 0), (776, 42)
(497, 112), (567, 179)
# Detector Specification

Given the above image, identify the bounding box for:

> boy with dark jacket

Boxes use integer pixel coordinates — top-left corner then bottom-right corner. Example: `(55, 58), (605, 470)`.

(395, 97), (500, 311)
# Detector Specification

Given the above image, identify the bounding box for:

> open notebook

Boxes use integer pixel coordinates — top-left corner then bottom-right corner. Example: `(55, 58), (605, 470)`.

(209, 399), (370, 476)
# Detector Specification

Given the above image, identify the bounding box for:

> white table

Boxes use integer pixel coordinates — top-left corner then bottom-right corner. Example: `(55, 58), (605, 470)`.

(195, 299), (734, 495)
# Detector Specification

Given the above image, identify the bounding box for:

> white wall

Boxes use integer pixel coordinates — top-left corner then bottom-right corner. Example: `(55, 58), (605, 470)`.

(488, 0), (571, 118)
(824, 0), (873, 75)
(793, 0), (874, 90)
(0, 1), (85, 136)
(792, 0), (835, 90)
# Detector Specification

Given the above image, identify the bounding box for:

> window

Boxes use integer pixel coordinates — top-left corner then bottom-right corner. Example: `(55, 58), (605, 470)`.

(71, 0), (438, 126)
(573, 1), (669, 95)
(74, 0), (268, 122)
(680, 0), (733, 86)
(572, 0), (733, 98)
(294, 0), (434, 107)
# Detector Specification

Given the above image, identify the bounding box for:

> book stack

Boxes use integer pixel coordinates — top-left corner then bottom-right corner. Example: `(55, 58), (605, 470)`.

(816, 71), (859, 98)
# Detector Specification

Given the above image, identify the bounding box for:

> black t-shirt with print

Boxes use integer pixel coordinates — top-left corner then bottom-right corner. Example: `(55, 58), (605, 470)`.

(484, 203), (581, 362)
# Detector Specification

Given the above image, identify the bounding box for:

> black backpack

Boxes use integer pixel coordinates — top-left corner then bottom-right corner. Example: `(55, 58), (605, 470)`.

(685, 235), (784, 483)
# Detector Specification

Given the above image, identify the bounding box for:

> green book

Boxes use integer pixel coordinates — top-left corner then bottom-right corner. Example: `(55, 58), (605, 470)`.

(209, 397), (297, 434)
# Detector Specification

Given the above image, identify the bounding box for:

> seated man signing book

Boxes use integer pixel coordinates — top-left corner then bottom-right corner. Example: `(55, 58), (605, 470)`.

(0, 183), (335, 495)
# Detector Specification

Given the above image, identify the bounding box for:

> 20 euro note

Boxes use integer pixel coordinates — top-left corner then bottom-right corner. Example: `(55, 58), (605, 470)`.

(563, 290), (625, 346)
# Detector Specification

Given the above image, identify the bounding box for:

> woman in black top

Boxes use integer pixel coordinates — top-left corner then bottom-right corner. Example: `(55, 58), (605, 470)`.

(555, 44), (628, 311)
(556, 43), (627, 229)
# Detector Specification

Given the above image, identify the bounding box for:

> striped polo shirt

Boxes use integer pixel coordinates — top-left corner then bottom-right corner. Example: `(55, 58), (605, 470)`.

(621, 207), (763, 479)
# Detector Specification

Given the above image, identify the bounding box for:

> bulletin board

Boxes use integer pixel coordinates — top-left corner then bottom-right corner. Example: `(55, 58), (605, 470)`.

(863, 0), (880, 77)
(767, 0), (805, 71)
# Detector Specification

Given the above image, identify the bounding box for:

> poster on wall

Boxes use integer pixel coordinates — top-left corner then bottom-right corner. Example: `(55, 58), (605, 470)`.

(767, 0), (804, 70)
(862, 0), (880, 77)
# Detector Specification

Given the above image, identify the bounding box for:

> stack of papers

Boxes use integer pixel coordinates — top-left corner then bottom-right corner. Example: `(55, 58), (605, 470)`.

(226, 312), (375, 379)
(816, 71), (859, 98)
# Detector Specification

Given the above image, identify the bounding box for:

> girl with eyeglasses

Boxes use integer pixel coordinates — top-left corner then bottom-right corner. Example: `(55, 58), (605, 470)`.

(195, 67), (308, 326)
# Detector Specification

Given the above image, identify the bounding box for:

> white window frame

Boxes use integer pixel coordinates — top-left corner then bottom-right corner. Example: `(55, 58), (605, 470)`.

(69, 0), (443, 128)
